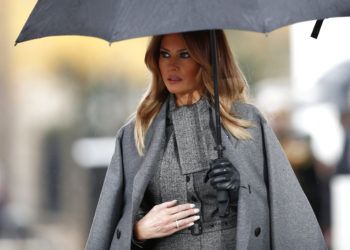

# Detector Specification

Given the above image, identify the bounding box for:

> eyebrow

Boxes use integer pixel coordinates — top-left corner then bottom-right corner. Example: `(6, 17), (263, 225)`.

(160, 47), (187, 52)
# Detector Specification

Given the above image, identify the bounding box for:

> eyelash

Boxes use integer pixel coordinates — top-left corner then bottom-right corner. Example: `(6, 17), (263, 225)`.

(159, 51), (169, 58)
(180, 52), (190, 58)
(160, 51), (190, 59)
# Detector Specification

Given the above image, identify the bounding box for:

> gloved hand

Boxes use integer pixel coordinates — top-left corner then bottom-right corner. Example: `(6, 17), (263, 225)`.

(204, 157), (240, 193)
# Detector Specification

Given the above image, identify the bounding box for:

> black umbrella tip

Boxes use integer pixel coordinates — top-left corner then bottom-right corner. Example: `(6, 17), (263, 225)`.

(311, 19), (324, 39)
(14, 36), (22, 47)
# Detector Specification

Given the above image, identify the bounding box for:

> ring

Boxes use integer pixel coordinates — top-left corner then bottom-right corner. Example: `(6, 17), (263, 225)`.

(175, 220), (179, 228)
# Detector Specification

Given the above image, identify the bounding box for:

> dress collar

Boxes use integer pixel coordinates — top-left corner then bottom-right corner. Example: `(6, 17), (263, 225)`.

(168, 93), (212, 114)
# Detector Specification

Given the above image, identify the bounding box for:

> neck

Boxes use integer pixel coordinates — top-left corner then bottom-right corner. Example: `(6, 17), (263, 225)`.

(175, 91), (202, 106)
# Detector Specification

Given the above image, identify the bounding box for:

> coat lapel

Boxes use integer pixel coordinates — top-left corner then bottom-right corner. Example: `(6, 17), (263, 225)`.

(130, 99), (168, 223)
(222, 132), (252, 250)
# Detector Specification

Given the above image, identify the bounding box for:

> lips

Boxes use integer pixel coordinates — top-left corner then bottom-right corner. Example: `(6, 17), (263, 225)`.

(167, 75), (182, 82)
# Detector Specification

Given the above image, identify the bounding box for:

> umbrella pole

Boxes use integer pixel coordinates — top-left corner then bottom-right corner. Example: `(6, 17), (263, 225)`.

(210, 30), (225, 158)
(210, 30), (230, 217)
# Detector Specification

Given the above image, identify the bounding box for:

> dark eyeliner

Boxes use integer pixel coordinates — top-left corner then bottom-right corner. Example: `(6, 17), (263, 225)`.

(159, 50), (170, 58)
(180, 51), (190, 58)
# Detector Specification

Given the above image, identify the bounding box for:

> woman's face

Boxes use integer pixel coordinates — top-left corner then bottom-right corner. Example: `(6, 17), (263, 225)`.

(158, 34), (202, 101)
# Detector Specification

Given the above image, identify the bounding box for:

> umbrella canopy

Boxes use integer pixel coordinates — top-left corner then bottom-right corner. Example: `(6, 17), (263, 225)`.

(317, 60), (350, 113)
(16, 0), (350, 44)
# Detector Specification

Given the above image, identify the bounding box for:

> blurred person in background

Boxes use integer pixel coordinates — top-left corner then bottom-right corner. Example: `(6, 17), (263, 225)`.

(85, 30), (326, 249)
(336, 110), (350, 174)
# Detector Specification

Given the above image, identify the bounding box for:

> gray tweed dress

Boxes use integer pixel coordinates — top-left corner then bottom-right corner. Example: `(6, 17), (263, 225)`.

(133, 94), (237, 250)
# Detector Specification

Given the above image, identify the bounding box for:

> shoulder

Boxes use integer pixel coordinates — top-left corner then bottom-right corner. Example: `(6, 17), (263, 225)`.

(230, 101), (267, 124)
(114, 117), (136, 144)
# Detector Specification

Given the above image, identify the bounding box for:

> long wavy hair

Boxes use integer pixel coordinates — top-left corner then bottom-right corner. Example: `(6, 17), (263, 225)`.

(133, 30), (254, 156)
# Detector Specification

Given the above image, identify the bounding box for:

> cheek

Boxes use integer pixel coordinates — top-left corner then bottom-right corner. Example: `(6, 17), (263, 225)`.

(186, 64), (200, 80)
(158, 60), (166, 77)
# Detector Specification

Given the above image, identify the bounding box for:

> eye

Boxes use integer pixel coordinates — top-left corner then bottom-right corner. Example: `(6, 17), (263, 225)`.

(179, 51), (190, 59)
(160, 51), (170, 58)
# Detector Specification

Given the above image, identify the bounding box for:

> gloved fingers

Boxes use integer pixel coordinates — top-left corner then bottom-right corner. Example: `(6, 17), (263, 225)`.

(210, 159), (232, 169)
(227, 182), (240, 190)
(207, 167), (233, 179)
(210, 175), (231, 185)
(214, 181), (240, 191)
(206, 158), (241, 190)
(213, 182), (232, 190)
(213, 164), (240, 179)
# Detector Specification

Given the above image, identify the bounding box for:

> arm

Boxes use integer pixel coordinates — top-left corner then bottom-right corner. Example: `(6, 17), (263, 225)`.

(131, 192), (153, 249)
(132, 207), (148, 248)
(85, 128), (125, 250)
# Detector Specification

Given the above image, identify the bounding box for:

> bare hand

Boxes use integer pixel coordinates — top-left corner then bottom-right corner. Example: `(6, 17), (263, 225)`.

(134, 200), (200, 240)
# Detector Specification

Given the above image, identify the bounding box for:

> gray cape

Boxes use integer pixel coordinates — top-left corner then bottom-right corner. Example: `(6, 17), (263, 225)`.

(85, 97), (326, 250)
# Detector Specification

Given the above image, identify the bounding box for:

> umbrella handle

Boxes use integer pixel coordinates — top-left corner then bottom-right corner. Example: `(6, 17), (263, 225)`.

(217, 190), (230, 217)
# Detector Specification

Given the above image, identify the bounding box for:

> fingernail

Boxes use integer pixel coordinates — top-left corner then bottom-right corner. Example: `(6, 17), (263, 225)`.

(190, 204), (195, 208)
(188, 222), (194, 226)
(194, 216), (200, 220)
(173, 200), (177, 202)
(194, 208), (200, 213)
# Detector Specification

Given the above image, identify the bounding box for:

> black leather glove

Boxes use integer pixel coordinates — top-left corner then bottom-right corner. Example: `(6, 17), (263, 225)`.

(204, 157), (240, 193)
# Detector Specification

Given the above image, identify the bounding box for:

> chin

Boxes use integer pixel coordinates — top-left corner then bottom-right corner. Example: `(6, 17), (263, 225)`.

(164, 82), (200, 97)
(165, 86), (186, 95)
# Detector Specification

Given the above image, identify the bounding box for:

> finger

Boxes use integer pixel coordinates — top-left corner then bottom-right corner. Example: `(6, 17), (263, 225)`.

(212, 161), (231, 170)
(165, 215), (200, 233)
(167, 203), (195, 215)
(208, 167), (232, 178)
(211, 159), (231, 166)
(210, 180), (229, 189)
(156, 200), (178, 210)
(214, 182), (231, 190)
(210, 175), (229, 185)
(166, 221), (194, 235)
(170, 207), (199, 221)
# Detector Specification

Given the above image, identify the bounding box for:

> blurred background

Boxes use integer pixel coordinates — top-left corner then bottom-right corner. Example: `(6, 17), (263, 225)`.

(1, 1), (350, 249)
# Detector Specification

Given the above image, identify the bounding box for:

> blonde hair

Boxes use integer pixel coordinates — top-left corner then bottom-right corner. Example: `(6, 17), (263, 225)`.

(134, 30), (254, 156)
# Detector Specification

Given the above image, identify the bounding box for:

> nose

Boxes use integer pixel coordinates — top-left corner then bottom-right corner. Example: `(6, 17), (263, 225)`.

(167, 57), (180, 71)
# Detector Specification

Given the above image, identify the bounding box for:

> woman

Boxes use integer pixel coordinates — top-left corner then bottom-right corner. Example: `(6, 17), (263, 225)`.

(85, 30), (326, 250)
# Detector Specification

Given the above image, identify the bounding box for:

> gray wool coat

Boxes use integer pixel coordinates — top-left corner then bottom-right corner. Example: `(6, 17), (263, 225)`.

(85, 96), (327, 250)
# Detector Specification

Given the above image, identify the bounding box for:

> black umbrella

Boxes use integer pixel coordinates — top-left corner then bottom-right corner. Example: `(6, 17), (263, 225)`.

(15, 0), (350, 44)
(15, 0), (350, 217)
